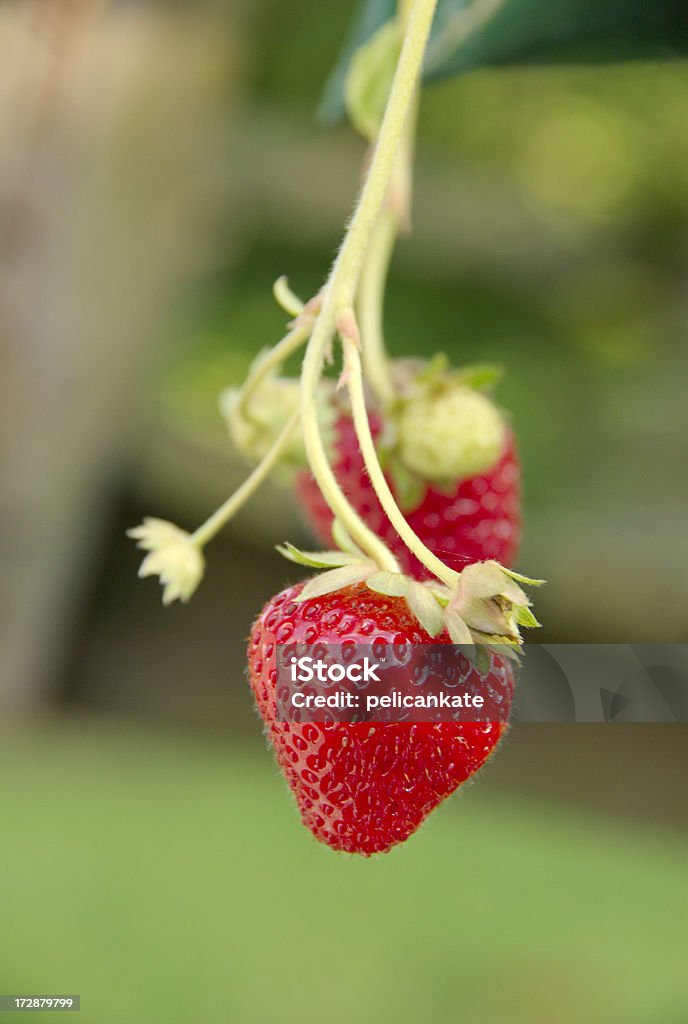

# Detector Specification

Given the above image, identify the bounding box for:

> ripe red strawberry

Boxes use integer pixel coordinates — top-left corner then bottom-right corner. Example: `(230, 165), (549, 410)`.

(294, 413), (521, 579)
(248, 581), (513, 856)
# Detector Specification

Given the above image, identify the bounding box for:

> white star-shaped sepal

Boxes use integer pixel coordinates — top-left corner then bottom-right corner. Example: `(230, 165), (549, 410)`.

(128, 518), (205, 605)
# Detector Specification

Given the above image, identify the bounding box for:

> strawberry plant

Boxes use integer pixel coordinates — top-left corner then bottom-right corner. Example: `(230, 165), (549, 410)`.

(129, 0), (548, 854)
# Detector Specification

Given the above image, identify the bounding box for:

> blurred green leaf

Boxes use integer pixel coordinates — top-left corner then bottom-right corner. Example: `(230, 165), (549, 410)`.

(318, 0), (396, 124)
(456, 362), (504, 391)
(425, 0), (688, 79)
(321, 0), (688, 124)
(345, 19), (402, 139)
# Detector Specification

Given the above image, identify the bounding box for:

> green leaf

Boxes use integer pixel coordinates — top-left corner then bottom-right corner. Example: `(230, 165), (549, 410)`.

(470, 632), (524, 662)
(276, 542), (362, 569)
(296, 564), (374, 602)
(318, 0), (397, 125)
(475, 645), (493, 676)
(425, 583), (453, 606)
(444, 606), (473, 644)
(345, 20), (402, 141)
(321, 0), (688, 124)
(406, 581), (445, 636)
(424, 0), (688, 82)
(515, 604), (542, 628)
(463, 643), (492, 677)
(500, 566), (547, 587)
(331, 519), (367, 559)
(366, 570), (410, 597)
(415, 351), (450, 384)
(456, 363), (505, 392)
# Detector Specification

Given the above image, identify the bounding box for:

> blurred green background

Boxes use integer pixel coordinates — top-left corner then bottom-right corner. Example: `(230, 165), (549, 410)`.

(0, 1), (686, 1022)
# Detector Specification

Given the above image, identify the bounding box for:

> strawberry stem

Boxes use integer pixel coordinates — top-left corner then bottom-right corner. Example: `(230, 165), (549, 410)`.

(358, 0), (419, 409)
(301, 331), (400, 571)
(299, 0), (438, 572)
(357, 209), (398, 408)
(342, 331), (460, 588)
(190, 409), (300, 549)
(237, 320), (312, 418)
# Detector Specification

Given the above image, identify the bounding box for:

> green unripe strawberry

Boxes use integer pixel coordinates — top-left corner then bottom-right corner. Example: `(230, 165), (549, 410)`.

(396, 384), (505, 484)
(220, 377), (334, 470)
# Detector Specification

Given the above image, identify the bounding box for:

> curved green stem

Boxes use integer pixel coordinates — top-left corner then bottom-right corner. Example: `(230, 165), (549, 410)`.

(357, 209), (398, 408)
(273, 276), (305, 318)
(191, 409), (300, 549)
(238, 323), (310, 416)
(301, 333), (399, 571)
(300, 0), (438, 572)
(343, 337), (460, 587)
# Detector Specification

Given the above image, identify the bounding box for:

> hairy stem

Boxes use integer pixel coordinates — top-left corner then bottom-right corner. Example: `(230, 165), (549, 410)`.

(358, 0), (421, 408)
(336, 0), (437, 309)
(300, 0), (437, 571)
(191, 410), (300, 549)
(357, 209), (398, 408)
(343, 337), (460, 587)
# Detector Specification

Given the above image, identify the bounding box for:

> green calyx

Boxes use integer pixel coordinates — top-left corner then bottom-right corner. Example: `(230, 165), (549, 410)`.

(278, 541), (543, 662)
(374, 356), (508, 508)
